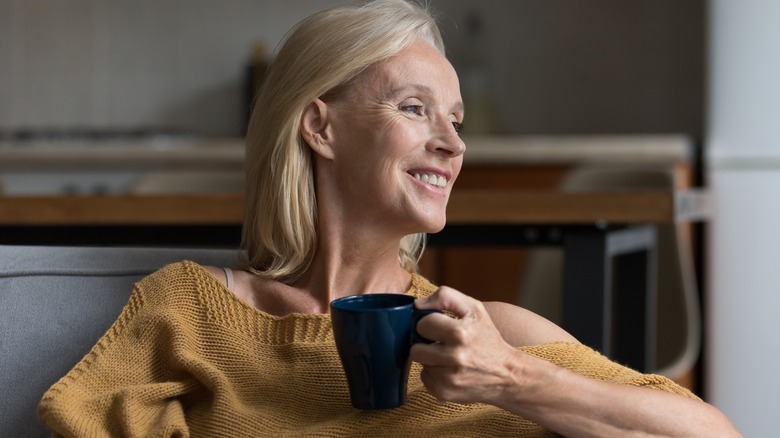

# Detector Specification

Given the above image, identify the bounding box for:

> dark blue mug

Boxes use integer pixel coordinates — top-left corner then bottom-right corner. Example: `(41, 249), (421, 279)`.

(330, 294), (437, 409)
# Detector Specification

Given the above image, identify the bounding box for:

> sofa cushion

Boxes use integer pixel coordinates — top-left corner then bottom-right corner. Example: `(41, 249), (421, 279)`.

(0, 245), (239, 437)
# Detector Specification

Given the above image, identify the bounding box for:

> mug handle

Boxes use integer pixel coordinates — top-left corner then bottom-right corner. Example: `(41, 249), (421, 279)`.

(412, 309), (442, 344)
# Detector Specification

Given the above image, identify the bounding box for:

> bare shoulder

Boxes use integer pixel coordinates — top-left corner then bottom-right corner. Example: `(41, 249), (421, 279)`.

(483, 301), (579, 347)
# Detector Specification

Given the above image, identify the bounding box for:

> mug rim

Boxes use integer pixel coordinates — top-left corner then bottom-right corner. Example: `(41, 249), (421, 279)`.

(330, 293), (414, 312)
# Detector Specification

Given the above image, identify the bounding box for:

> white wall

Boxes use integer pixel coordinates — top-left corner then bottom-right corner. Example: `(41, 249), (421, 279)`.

(0, 0), (704, 137)
(706, 0), (780, 435)
(0, 0), (341, 135)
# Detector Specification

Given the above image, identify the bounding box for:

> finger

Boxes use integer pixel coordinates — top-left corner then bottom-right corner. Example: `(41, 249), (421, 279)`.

(410, 339), (458, 367)
(418, 366), (468, 404)
(415, 311), (458, 344)
(410, 342), (441, 365)
(416, 285), (483, 319)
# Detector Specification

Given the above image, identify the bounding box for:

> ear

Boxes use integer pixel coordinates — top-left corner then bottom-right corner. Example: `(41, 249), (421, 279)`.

(300, 98), (335, 160)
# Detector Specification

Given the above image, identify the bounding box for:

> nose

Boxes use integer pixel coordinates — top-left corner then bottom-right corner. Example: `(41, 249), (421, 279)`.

(427, 118), (466, 158)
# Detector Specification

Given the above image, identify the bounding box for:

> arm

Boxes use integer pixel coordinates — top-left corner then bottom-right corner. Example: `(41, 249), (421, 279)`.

(38, 264), (200, 437)
(410, 286), (742, 438)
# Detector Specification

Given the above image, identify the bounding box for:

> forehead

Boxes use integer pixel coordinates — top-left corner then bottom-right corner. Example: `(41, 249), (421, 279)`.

(356, 40), (460, 101)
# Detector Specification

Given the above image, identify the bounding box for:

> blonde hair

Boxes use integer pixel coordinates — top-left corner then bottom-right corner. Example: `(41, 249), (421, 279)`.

(241, 0), (444, 282)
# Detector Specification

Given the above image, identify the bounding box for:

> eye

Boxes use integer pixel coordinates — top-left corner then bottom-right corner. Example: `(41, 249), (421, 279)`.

(400, 104), (424, 115)
(452, 121), (464, 135)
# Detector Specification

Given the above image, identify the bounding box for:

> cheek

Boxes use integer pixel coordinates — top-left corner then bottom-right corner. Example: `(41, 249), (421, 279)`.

(333, 114), (422, 181)
(385, 119), (428, 154)
(359, 120), (418, 166)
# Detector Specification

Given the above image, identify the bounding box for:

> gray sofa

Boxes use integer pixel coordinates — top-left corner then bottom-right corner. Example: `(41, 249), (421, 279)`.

(0, 245), (240, 437)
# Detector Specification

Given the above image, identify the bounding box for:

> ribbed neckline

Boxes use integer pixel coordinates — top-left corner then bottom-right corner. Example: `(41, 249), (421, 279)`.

(183, 261), (435, 345)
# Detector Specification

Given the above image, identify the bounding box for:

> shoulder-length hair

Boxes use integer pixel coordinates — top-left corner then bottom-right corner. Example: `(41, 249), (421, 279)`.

(241, 0), (445, 282)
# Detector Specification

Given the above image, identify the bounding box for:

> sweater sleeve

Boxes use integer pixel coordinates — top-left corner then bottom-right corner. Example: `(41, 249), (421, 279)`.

(37, 263), (198, 438)
(520, 342), (699, 400)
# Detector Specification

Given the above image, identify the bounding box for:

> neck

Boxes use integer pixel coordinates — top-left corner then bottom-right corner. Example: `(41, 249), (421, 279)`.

(297, 165), (419, 310)
(292, 224), (414, 312)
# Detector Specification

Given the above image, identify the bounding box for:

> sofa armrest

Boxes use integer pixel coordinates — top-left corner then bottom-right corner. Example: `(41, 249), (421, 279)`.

(0, 245), (239, 437)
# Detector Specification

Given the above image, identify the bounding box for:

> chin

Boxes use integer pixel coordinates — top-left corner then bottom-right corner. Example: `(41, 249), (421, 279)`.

(403, 204), (448, 234)
(419, 215), (447, 234)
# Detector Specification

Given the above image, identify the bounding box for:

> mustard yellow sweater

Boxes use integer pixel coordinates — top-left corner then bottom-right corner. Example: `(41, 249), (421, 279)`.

(38, 261), (695, 437)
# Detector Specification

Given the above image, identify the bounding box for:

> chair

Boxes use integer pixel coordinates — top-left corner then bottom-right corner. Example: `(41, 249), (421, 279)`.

(0, 245), (240, 437)
(516, 166), (702, 380)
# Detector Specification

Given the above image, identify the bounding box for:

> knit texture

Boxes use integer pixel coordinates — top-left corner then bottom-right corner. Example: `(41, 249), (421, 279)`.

(38, 261), (696, 437)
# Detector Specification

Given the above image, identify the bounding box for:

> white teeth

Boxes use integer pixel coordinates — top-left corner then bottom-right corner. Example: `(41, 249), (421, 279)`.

(413, 172), (447, 188)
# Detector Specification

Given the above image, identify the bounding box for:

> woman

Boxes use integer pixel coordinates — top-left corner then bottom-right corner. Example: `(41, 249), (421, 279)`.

(39, 1), (740, 436)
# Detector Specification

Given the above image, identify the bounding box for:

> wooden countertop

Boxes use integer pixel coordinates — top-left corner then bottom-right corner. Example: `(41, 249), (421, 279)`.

(0, 135), (703, 226)
(0, 189), (710, 226)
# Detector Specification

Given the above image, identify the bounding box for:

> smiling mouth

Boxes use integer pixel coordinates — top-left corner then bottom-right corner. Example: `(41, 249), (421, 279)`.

(412, 172), (448, 188)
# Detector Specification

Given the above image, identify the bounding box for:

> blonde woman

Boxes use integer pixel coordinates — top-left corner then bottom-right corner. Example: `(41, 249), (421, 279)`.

(39, 1), (740, 436)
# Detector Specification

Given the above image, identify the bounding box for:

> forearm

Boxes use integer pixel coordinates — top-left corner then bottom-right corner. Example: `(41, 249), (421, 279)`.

(413, 290), (741, 437)
(497, 351), (742, 438)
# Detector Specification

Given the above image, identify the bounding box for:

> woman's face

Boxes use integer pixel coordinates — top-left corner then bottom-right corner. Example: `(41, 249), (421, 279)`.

(321, 40), (466, 237)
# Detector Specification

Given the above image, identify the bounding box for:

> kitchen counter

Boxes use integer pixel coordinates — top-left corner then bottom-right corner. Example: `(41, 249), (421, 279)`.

(0, 134), (692, 169)
(0, 134), (694, 195)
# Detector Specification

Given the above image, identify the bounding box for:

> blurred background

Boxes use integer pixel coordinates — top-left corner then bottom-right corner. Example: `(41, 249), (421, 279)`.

(0, 0), (776, 435)
(0, 0), (704, 137)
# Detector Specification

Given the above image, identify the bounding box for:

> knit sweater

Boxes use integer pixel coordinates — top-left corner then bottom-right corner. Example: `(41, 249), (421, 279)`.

(38, 261), (696, 437)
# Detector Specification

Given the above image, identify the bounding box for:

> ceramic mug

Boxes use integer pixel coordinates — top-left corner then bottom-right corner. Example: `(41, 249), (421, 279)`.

(330, 293), (438, 409)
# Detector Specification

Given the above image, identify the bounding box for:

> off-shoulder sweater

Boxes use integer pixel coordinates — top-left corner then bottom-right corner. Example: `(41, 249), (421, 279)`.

(38, 261), (696, 437)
